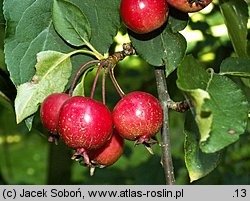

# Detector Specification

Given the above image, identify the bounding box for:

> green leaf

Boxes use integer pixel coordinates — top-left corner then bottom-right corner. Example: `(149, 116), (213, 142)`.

(25, 115), (35, 131)
(184, 111), (221, 182)
(52, 0), (91, 47)
(128, 10), (188, 77)
(72, 80), (84, 97)
(177, 55), (249, 153)
(0, 0), (5, 72)
(15, 51), (72, 124)
(4, 0), (121, 86)
(130, 28), (187, 77)
(168, 9), (189, 33)
(219, 0), (249, 57)
(71, 0), (121, 54)
(3, 0), (72, 85)
(72, 67), (94, 97)
(220, 57), (250, 77)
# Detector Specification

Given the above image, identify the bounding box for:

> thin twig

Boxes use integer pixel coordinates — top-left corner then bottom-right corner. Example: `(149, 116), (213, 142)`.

(155, 67), (176, 185)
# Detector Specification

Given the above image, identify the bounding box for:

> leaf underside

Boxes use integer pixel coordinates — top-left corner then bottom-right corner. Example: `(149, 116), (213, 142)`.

(184, 112), (221, 182)
(15, 51), (72, 124)
(177, 55), (249, 153)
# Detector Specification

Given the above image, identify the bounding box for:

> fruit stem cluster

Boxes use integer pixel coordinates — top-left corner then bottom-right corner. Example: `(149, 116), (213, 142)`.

(103, 43), (136, 67)
(69, 43), (136, 102)
(102, 43), (136, 98)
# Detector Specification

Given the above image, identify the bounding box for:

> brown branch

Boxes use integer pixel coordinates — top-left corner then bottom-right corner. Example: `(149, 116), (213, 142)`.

(155, 67), (175, 185)
(102, 43), (136, 68)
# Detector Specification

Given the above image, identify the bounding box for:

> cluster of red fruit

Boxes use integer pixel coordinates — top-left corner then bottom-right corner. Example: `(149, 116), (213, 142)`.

(39, 0), (213, 175)
(120, 0), (212, 34)
(40, 91), (163, 174)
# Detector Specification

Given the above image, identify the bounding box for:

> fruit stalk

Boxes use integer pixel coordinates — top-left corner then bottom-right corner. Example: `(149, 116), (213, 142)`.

(69, 60), (100, 96)
(103, 43), (135, 98)
(90, 63), (104, 99)
(102, 68), (108, 105)
(109, 67), (125, 98)
(155, 67), (175, 185)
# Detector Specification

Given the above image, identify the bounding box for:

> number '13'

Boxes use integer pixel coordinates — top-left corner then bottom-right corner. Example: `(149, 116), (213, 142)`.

(235, 189), (247, 197)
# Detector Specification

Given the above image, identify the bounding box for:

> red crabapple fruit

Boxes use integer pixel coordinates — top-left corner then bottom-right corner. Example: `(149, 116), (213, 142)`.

(88, 129), (124, 175)
(40, 93), (70, 144)
(120, 0), (169, 34)
(58, 96), (113, 164)
(113, 91), (163, 147)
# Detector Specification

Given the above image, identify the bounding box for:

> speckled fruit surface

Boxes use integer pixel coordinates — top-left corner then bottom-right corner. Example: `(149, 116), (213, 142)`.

(113, 91), (163, 141)
(88, 129), (124, 167)
(40, 93), (70, 134)
(58, 96), (113, 150)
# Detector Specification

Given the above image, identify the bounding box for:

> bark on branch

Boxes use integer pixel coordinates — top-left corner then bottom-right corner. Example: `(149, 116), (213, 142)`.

(155, 67), (175, 185)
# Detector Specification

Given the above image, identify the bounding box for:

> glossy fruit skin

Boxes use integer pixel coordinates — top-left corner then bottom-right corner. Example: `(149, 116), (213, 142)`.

(88, 129), (124, 167)
(40, 93), (70, 135)
(58, 96), (113, 150)
(120, 0), (169, 34)
(113, 91), (163, 141)
(166, 0), (212, 13)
